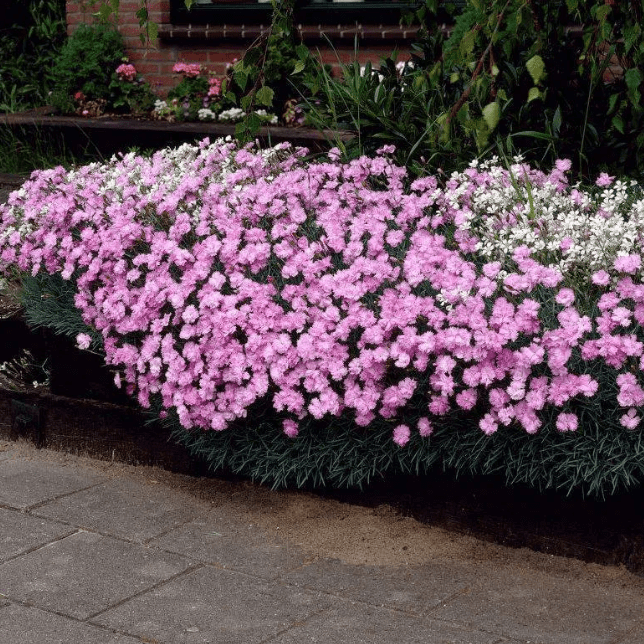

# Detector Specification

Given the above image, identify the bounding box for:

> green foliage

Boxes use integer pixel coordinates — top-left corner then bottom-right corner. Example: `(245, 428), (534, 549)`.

(167, 74), (213, 121)
(50, 24), (126, 113)
(307, 0), (644, 178)
(19, 273), (103, 351)
(170, 392), (644, 499)
(224, 0), (322, 140)
(109, 72), (156, 116)
(0, 125), (93, 174)
(0, 0), (67, 112)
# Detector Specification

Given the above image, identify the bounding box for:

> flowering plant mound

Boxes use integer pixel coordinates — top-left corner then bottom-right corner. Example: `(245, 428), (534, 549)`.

(152, 63), (278, 126)
(2, 140), (644, 494)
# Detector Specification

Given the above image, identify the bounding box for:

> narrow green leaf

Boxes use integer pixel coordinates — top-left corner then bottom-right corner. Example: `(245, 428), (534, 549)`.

(552, 106), (562, 137)
(625, 68), (642, 97)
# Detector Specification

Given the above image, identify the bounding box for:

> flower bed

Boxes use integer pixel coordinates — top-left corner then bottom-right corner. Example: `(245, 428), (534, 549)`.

(2, 139), (644, 496)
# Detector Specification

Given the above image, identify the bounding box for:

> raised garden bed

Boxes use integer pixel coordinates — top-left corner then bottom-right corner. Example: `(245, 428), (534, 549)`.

(0, 107), (352, 158)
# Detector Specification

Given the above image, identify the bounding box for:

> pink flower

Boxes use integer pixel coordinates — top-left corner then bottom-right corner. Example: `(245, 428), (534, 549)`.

(591, 270), (610, 286)
(555, 288), (575, 306)
(614, 254), (641, 275)
(596, 172), (614, 187)
(417, 417), (433, 437)
(620, 408), (640, 430)
(76, 333), (91, 350)
(282, 419), (299, 438)
(555, 412), (578, 432)
(173, 62), (202, 78)
(115, 63), (137, 82)
(392, 424), (411, 446)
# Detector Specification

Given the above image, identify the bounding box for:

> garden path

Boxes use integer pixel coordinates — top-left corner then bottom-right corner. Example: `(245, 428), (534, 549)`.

(0, 439), (643, 644)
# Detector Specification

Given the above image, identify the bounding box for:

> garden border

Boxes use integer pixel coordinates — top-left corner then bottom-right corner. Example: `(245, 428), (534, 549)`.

(0, 108), (352, 157)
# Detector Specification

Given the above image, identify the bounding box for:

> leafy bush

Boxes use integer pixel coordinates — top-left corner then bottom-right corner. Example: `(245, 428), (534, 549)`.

(3, 140), (644, 497)
(50, 24), (127, 113)
(0, 0), (66, 112)
(308, 0), (644, 178)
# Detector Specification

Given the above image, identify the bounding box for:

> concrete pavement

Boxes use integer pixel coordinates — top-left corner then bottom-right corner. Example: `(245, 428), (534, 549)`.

(1, 438), (643, 644)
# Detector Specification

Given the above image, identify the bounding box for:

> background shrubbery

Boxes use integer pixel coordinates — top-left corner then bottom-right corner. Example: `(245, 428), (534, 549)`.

(0, 0), (66, 112)
(306, 0), (644, 178)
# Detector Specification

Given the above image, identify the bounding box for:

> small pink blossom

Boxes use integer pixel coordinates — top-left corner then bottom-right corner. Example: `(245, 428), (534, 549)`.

(620, 408), (640, 430)
(393, 424), (411, 446)
(555, 412), (578, 432)
(596, 172), (614, 187)
(555, 288), (575, 306)
(282, 419), (299, 438)
(591, 270), (610, 286)
(614, 254), (641, 275)
(76, 333), (91, 350)
(417, 417), (433, 437)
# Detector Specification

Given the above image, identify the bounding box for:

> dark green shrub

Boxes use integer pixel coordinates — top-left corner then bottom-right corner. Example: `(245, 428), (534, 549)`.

(50, 24), (126, 113)
(0, 0), (67, 112)
(306, 0), (644, 178)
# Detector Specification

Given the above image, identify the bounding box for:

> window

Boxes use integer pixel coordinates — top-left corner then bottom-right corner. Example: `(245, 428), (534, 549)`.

(170, 0), (423, 27)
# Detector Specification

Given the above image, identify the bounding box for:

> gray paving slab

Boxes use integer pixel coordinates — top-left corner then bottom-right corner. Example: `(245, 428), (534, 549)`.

(0, 530), (193, 620)
(0, 457), (105, 509)
(268, 602), (505, 644)
(427, 563), (644, 644)
(0, 603), (140, 644)
(34, 478), (205, 542)
(616, 625), (644, 644)
(92, 564), (334, 644)
(149, 510), (306, 579)
(0, 507), (75, 563)
(282, 557), (470, 615)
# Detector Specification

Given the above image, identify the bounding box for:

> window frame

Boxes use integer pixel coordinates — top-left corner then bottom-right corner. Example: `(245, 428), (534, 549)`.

(169, 1), (424, 26)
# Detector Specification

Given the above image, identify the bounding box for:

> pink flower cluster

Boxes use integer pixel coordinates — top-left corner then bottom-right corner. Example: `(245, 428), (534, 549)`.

(1, 140), (643, 445)
(208, 77), (222, 98)
(172, 62), (203, 78)
(115, 63), (137, 82)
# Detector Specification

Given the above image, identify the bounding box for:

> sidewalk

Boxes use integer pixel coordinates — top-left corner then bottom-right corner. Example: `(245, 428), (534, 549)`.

(1, 438), (643, 644)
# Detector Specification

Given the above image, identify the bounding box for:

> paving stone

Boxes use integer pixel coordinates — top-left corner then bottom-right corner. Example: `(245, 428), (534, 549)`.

(282, 558), (470, 615)
(0, 457), (105, 509)
(93, 564), (333, 644)
(616, 623), (644, 643)
(0, 507), (75, 562)
(269, 602), (504, 644)
(0, 530), (193, 619)
(0, 604), (140, 644)
(149, 510), (306, 579)
(0, 443), (15, 460)
(427, 563), (644, 644)
(35, 478), (204, 542)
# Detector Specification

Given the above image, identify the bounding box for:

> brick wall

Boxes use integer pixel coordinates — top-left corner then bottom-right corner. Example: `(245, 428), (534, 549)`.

(65, 1), (415, 96)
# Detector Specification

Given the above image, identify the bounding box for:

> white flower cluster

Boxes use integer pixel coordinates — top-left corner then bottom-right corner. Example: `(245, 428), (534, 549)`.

(452, 158), (644, 277)
(197, 108), (216, 121)
(217, 107), (245, 122)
